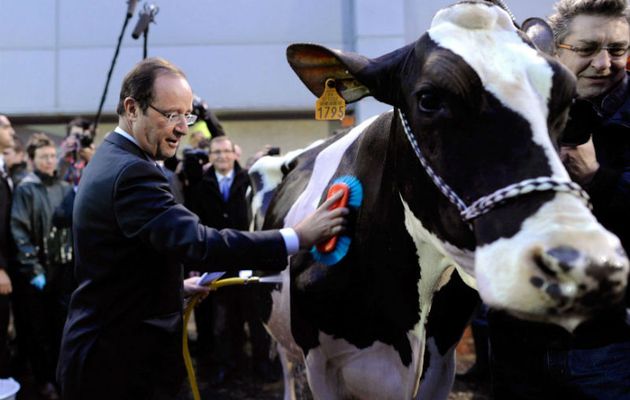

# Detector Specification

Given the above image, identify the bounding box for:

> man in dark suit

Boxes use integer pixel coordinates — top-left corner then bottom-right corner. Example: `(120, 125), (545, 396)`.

(57, 57), (347, 400)
(0, 115), (15, 378)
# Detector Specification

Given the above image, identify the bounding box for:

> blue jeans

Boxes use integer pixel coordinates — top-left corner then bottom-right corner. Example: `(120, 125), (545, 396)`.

(488, 310), (630, 400)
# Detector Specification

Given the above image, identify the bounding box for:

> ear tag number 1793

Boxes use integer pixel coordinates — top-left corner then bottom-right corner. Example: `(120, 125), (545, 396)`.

(316, 79), (346, 120)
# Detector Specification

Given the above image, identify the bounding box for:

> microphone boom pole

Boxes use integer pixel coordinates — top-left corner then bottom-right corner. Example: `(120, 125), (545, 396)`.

(94, 0), (138, 131)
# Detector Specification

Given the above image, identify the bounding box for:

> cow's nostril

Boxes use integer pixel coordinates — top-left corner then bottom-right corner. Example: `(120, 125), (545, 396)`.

(533, 252), (558, 278)
(532, 246), (582, 278)
(546, 246), (580, 271)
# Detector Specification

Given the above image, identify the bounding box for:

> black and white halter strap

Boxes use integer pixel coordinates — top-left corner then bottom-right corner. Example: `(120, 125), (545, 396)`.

(397, 110), (591, 223)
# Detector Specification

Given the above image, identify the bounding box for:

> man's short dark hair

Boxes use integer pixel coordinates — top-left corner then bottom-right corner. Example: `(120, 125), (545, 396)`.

(116, 57), (187, 116)
(26, 133), (55, 160)
(548, 0), (630, 43)
(209, 136), (234, 151)
(66, 117), (94, 137)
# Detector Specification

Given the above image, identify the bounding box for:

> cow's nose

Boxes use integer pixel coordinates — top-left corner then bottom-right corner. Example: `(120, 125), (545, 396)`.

(531, 245), (628, 309)
(533, 245), (581, 276)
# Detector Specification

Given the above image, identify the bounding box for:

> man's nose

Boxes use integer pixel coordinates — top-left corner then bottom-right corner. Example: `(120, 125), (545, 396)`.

(175, 121), (188, 135)
(591, 49), (612, 70)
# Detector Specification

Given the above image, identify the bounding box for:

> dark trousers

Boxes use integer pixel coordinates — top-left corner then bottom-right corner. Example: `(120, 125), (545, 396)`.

(0, 294), (10, 377)
(12, 273), (62, 385)
(488, 310), (630, 400)
(209, 285), (275, 375)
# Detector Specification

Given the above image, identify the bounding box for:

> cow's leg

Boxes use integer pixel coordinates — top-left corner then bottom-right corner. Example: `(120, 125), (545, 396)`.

(416, 271), (478, 400)
(278, 344), (297, 400)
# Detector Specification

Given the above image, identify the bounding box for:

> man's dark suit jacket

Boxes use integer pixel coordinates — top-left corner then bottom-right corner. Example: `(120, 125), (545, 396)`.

(57, 132), (288, 400)
(187, 163), (251, 232)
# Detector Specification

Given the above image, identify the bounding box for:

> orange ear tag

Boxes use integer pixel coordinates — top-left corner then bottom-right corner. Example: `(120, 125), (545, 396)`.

(315, 78), (346, 121)
(316, 182), (350, 254)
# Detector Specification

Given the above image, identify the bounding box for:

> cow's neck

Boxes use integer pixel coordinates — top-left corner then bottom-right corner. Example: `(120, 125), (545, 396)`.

(390, 110), (475, 252)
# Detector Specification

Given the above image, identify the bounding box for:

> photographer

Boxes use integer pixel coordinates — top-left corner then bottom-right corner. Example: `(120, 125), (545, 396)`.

(192, 94), (225, 139)
(57, 117), (95, 187)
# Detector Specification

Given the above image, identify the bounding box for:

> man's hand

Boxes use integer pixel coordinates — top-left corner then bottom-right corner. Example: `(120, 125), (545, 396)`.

(0, 269), (11, 295)
(560, 136), (599, 185)
(183, 276), (212, 300)
(293, 191), (349, 249)
(79, 144), (96, 163)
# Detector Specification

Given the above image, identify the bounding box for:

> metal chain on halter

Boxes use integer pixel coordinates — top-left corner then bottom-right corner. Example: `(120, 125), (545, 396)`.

(397, 110), (469, 215)
(397, 110), (592, 224)
(462, 177), (591, 220)
(491, 0), (517, 25)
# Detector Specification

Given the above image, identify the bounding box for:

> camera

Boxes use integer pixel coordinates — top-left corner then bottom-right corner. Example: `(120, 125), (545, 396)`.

(74, 130), (94, 148)
(183, 148), (209, 165)
(67, 117), (95, 150)
(181, 148), (209, 187)
(560, 98), (600, 146)
(267, 146), (280, 156)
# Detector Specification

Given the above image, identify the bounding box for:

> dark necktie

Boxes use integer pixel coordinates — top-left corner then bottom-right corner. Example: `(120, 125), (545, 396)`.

(220, 176), (231, 202)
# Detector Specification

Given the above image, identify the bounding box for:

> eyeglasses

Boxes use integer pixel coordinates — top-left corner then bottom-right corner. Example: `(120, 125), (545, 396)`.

(209, 149), (234, 156)
(148, 104), (198, 126)
(34, 154), (57, 161)
(558, 42), (629, 58)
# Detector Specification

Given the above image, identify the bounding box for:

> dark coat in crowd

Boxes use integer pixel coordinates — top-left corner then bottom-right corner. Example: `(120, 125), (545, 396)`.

(57, 132), (288, 400)
(0, 167), (13, 271)
(10, 171), (71, 278)
(186, 163), (251, 231)
(584, 74), (630, 255)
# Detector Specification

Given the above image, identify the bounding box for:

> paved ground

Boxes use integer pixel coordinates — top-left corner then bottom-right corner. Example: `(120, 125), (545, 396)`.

(173, 325), (491, 400)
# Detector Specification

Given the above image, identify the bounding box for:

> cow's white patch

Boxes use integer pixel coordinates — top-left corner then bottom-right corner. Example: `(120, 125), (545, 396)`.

(428, 3), (568, 180)
(416, 338), (457, 400)
(283, 114), (382, 227)
(265, 115), (382, 369)
(249, 141), (324, 230)
(304, 332), (422, 400)
(400, 196), (473, 396)
(476, 193), (628, 331)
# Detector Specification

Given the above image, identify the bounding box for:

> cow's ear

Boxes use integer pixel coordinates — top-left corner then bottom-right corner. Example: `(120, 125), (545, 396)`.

(287, 43), (407, 105)
(521, 17), (557, 56)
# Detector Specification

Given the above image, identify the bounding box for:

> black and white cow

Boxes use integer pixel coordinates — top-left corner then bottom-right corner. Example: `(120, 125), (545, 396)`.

(250, 2), (629, 399)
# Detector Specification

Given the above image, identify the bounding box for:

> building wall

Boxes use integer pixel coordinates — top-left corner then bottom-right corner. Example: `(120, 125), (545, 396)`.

(1, 0), (557, 158)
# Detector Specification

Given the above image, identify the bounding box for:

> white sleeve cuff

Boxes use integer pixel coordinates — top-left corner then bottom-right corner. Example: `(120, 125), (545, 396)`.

(279, 228), (300, 255)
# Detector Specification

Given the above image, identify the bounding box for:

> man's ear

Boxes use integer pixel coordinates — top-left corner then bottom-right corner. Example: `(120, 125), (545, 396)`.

(124, 97), (138, 120)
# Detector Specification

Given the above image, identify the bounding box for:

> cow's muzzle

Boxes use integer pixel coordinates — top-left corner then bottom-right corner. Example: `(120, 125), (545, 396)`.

(529, 245), (628, 314)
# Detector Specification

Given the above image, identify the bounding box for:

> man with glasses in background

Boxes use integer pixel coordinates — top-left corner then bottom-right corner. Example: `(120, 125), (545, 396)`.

(487, 1), (630, 399)
(186, 136), (280, 385)
(57, 57), (347, 400)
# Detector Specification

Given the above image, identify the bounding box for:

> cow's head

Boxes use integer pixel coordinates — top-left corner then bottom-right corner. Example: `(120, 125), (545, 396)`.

(287, 1), (628, 330)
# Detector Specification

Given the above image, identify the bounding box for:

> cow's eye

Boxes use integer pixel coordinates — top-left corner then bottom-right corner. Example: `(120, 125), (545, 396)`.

(418, 92), (444, 113)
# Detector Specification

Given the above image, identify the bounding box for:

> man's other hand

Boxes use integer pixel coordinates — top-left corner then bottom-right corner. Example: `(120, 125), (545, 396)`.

(0, 269), (11, 295)
(183, 276), (212, 299)
(293, 190), (349, 250)
(560, 136), (600, 185)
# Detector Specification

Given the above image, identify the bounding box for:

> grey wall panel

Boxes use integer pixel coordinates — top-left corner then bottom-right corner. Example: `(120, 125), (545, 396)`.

(0, 1), (56, 49)
(0, 0), (560, 117)
(0, 50), (56, 113)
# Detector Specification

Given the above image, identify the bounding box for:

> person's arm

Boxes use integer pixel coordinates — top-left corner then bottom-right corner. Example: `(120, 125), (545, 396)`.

(10, 186), (46, 279)
(113, 160), (346, 271)
(0, 270), (11, 295)
(560, 137), (600, 186)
